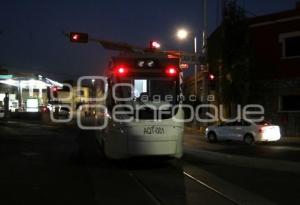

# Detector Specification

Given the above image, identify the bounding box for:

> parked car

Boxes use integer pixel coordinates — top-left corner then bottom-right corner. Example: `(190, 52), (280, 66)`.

(205, 119), (281, 144)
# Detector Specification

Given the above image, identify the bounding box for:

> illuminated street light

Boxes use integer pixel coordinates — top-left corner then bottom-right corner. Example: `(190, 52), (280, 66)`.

(176, 29), (188, 40)
(176, 28), (198, 96)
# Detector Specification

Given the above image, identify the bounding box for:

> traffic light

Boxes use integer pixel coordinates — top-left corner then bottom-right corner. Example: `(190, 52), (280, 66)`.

(69, 32), (89, 43)
(48, 86), (58, 99)
(208, 74), (215, 80)
(208, 73), (216, 90)
(149, 41), (161, 49)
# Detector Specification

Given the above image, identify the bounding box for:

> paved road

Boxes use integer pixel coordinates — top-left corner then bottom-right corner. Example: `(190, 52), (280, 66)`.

(184, 128), (300, 162)
(0, 120), (299, 204)
(0, 120), (234, 205)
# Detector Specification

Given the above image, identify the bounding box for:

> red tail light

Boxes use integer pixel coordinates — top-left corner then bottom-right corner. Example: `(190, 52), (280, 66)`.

(259, 127), (266, 133)
(165, 66), (178, 77)
(114, 65), (128, 76)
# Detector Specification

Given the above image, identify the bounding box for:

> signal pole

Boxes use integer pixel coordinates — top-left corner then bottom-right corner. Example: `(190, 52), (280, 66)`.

(202, 0), (207, 57)
(201, 0), (209, 129)
(202, 0), (208, 103)
(194, 37), (197, 97)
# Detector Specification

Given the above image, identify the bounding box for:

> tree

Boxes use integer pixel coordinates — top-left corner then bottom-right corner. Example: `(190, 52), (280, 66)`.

(208, 0), (251, 116)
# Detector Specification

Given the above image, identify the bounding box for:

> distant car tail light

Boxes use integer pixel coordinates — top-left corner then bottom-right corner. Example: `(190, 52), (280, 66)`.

(165, 66), (178, 77)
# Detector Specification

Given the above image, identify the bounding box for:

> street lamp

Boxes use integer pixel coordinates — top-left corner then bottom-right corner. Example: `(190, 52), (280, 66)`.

(176, 29), (188, 40)
(176, 28), (198, 96)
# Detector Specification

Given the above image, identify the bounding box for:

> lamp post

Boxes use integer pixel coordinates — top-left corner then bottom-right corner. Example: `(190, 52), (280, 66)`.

(176, 29), (198, 96)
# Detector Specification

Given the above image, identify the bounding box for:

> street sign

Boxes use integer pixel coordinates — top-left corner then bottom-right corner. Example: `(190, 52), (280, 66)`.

(179, 63), (189, 69)
(0, 75), (13, 79)
(180, 52), (200, 65)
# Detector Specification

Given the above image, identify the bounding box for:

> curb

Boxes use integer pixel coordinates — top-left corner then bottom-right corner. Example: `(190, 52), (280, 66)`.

(184, 148), (300, 173)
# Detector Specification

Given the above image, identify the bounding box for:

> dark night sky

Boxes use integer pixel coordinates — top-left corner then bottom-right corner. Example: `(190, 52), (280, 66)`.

(0, 0), (298, 80)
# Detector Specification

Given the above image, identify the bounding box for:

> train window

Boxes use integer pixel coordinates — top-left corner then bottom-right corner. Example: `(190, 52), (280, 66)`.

(134, 79), (147, 98)
(150, 79), (176, 99)
(114, 77), (177, 106)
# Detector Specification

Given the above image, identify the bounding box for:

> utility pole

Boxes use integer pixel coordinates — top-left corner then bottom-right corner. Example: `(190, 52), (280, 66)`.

(200, 0), (209, 129)
(194, 37), (197, 97)
(201, 0), (208, 103)
(202, 0), (207, 57)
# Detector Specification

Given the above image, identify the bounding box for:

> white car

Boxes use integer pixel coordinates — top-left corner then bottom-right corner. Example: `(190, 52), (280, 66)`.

(205, 120), (281, 144)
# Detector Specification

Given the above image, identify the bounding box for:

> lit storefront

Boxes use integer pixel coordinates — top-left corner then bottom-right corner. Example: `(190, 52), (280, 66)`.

(0, 73), (63, 112)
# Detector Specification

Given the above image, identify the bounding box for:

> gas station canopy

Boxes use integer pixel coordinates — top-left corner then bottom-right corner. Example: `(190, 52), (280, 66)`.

(0, 74), (63, 89)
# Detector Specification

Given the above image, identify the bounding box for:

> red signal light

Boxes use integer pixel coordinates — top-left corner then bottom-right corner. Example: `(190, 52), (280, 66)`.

(114, 65), (129, 76)
(149, 41), (161, 49)
(51, 86), (58, 98)
(165, 66), (178, 76)
(72, 34), (79, 40)
(69, 32), (89, 43)
(209, 74), (215, 80)
(208, 73), (216, 90)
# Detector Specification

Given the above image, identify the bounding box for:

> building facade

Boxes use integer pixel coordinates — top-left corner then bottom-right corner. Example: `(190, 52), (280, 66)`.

(185, 3), (300, 136)
(248, 4), (300, 137)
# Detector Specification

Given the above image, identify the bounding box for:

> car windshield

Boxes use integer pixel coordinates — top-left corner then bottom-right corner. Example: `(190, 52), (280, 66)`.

(115, 77), (178, 107)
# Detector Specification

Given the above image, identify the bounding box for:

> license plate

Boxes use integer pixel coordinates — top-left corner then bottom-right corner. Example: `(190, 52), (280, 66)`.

(144, 126), (165, 135)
